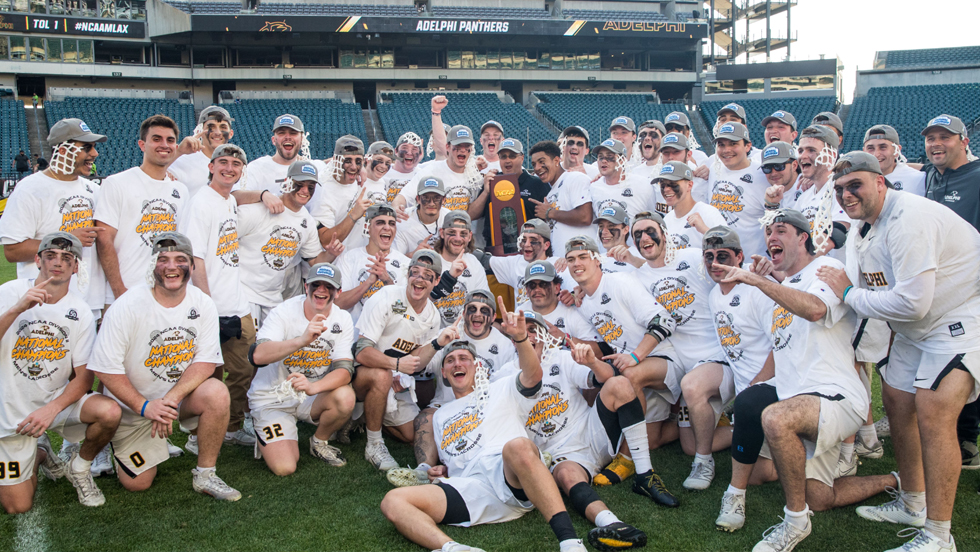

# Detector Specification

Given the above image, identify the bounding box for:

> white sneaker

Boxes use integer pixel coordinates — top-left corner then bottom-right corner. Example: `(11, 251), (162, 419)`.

(387, 466), (430, 487)
(683, 459), (715, 491)
(885, 528), (957, 552)
(37, 434), (66, 480)
(58, 440), (80, 464)
(90, 446), (114, 477)
(225, 428), (256, 446)
(364, 441), (399, 471)
(716, 491), (747, 532)
(241, 414), (255, 439)
(752, 514), (812, 552)
(856, 433), (885, 459)
(431, 544), (487, 552)
(335, 416), (364, 445)
(875, 416), (891, 438)
(192, 469), (242, 501)
(64, 451), (106, 507)
(310, 438), (347, 467)
(185, 435), (199, 456)
(559, 539), (588, 552)
(856, 487), (926, 527)
(835, 451), (858, 479)
(167, 438), (184, 458)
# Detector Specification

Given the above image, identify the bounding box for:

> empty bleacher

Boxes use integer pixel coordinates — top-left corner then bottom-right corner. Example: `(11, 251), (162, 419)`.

(842, 83), (980, 161)
(44, 98), (195, 178)
(163, 1), (417, 15)
(562, 9), (668, 22)
(223, 99), (366, 162)
(377, 92), (552, 162)
(698, 97), (837, 143)
(431, 6), (551, 19)
(880, 46), (980, 70)
(1, 100), (31, 182)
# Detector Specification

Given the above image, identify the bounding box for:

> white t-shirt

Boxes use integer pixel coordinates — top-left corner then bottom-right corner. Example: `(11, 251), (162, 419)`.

(180, 186), (249, 318)
(355, 284), (440, 357)
(383, 166), (419, 204)
(629, 161), (669, 214)
(578, 272), (676, 358)
(771, 257), (866, 415)
(886, 163), (926, 197)
(524, 350), (597, 456)
(790, 179), (849, 230)
(691, 149), (709, 166)
(489, 254), (543, 306)
(247, 296), (354, 410)
(525, 301), (603, 343)
(709, 282), (775, 394)
(393, 207), (449, 256)
(88, 285), (223, 416)
(0, 172), (105, 310)
(663, 202), (728, 252)
(427, 327), (517, 406)
(589, 174), (656, 222)
(402, 161), (477, 213)
(562, 161), (599, 180)
(168, 151), (212, 199)
(544, 171), (593, 252)
(432, 252), (489, 327)
(335, 247), (409, 322)
(0, 279), (96, 438)
(633, 248), (724, 370)
(95, 167), (189, 302)
(240, 155), (324, 215)
(307, 176), (362, 243)
(236, 203), (323, 307)
(708, 162), (768, 261)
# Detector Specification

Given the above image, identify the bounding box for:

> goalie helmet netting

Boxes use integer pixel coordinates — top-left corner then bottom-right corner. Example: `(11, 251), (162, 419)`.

(50, 141), (83, 176)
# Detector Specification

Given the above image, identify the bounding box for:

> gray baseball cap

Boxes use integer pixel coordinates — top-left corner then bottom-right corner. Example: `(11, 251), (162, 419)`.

(664, 111), (691, 129)
(717, 103), (747, 122)
(38, 231), (83, 259)
(703, 226), (742, 252)
(409, 249), (443, 276)
(761, 110), (797, 131)
(761, 141), (798, 165)
(334, 135), (365, 157)
(812, 112), (843, 134)
(660, 132), (690, 151)
(448, 125), (475, 146)
(833, 151), (884, 178)
(656, 160), (694, 182)
(800, 125), (841, 149)
(631, 211), (667, 233)
(464, 289), (496, 313)
(287, 159), (319, 183)
(523, 310), (548, 331)
(210, 143), (248, 164)
(609, 116), (636, 133)
(592, 138), (627, 157)
(524, 260), (557, 283)
(198, 106), (233, 125)
(522, 218), (552, 241)
(417, 175), (447, 197)
(367, 141), (395, 160)
(559, 126), (590, 146)
(442, 340), (477, 364)
(921, 114), (966, 136)
(498, 138), (524, 155)
(638, 120), (667, 136)
(863, 124), (901, 145)
(480, 120), (504, 135)
(306, 262), (342, 289)
(442, 210), (471, 229)
(764, 208), (810, 235)
(594, 204), (629, 225)
(565, 235), (600, 256)
(714, 122), (750, 144)
(47, 118), (107, 145)
(151, 232), (193, 258)
(366, 202), (397, 221)
(273, 114), (304, 133)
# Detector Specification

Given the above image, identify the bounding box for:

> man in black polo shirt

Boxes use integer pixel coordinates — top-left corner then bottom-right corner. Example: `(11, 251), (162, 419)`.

(12, 150), (30, 180)
(921, 113), (980, 473)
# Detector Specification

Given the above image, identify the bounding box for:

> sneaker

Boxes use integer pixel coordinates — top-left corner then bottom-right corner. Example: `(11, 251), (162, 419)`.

(225, 428), (256, 446)
(856, 434), (885, 459)
(310, 438), (347, 467)
(594, 453), (635, 486)
(875, 416), (891, 438)
(365, 441), (399, 471)
(185, 435), (199, 456)
(242, 413), (255, 438)
(37, 434), (66, 481)
(752, 514), (812, 552)
(587, 521), (647, 551)
(58, 440), (80, 464)
(90, 446), (114, 477)
(632, 469), (679, 508)
(431, 544), (487, 552)
(64, 451), (105, 507)
(961, 440), (979, 470)
(336, 416), (365, 445)
(884, 528), (957, 552)
(716, 491), (747, 532)
(856, 487), (926, 527)
(683, 459), (715, 491)
(167, 438), (184, 458)
(192, 469), (242, 501)
(560, 539), (588, 552)
(387, 466), (430, 487)
(835, 450), (858, 479)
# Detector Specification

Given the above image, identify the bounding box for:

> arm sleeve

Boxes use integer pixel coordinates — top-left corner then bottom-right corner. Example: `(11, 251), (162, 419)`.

(701, 205), (729, 229)
(563, 173), (592, 210)
(805, 266), (848, 328)
(845, 271), (935, 323)
(308, 196), (338, 229)
(488, 255), (515, 287)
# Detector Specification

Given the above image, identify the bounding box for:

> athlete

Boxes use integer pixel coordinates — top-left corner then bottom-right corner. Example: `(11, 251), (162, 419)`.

(361, 141), (396, 206)
(519, 260), (602, 349)
(558, 126), (598, 179)
(393, 176), (450, 256)
(431, 211), (489, 326)
(477, 120), (503, 173)
(664, 111), (708, 165)
(588, 116), (639, 173)
(384, 131), (424, 204)
(0, 233), (119, 512)
(592, 204), (640, 271)
(695, 103), (762, 179)
(530, 141), (594, 252)
(761, 142), (801, 208)
(92, 232), (240, 501)
(488, 219), (555, 306)
(400, 125), (481, 217)
(247, 262), (355, 475)
(232, 113), (310, 214)
(657, 161), (726, 252)
(168, 106), (237, 198)
(785, 126), (848, 252)
(762, 110), (798, 146)
(310, 135), (372, 248)
(862, 124), (925, 196)
(589, 139), (654, 221)
(707, 122), (768, 260)
(627, 120), (667, 190)
(659, 132), (710, 205)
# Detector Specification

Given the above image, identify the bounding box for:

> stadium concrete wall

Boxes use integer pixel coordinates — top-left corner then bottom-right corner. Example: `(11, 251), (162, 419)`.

(855, 67), (980, 97)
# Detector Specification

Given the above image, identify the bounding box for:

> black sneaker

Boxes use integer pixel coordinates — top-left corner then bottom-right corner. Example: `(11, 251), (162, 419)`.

(632, 469), (679, 508)
(588, 522), (647, 551)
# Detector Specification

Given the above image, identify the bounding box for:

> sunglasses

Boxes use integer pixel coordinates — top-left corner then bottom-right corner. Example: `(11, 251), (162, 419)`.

(702, 251), (735, 264)
(638, 131), (661, 140)
(665, 124), (687, 132)
(525, 280), (552, 291)
(761, 163), (789, 174)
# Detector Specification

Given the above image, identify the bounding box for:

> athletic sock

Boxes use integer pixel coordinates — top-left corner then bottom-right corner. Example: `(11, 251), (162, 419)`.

(695, 453), (714, 466)
(548, 511), (578, 543)
(71, 454), (93, 472)
(840, 441), (855, 463)
(367, 429), (383, 447)
(193, 466), (216, 476)
(784, 505), (810, 530)
(439, 541), (459, 551)
(311, 436), (327, 446)
(416, 462), (432, 472)
(621, 421), (653, 474)
(726, 484), (746, 496)
(559, 539), (583, 552)
(924, 519), (952, 543)
(594, 509), (620, 528)
(902, 490), (927, 513)
(857, 423), (878, 443)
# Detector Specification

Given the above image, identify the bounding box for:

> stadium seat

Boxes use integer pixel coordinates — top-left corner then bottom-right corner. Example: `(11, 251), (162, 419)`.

(0, 100), (31, 181)
(881, 46), (980, 70)
(562, 9), (669, 22)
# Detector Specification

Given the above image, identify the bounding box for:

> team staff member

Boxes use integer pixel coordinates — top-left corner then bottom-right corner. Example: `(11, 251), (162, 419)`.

(472, 138), (550, 251)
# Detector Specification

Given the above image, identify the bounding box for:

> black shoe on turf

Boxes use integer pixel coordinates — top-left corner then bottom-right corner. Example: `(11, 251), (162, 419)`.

(632, 469), (679, 508)
(588, 522), (647, 551)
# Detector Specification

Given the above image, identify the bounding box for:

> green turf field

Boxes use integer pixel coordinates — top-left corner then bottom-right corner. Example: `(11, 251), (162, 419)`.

(0, 250), (977, 552)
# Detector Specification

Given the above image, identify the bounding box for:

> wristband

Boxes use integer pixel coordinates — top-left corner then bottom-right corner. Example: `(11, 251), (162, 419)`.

(764, 200), (780, 209)
(395, 357), (400, 371)
(432, 111), (442, 116)
(431, 338), (444, 351)
(140, 400), (149, 417)
(348, 212), (357, 223)
(629, 352), (639, 364)
(259, 190), (267, 202)
(513, 334), (529, 344)
(843, 285), (853, 301)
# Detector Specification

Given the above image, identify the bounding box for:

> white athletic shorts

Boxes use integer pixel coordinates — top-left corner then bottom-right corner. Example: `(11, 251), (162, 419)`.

(111, 409), (200, 477)
(0, 393), (95, 486)
(677, 362), (735, 429)
(384, 392), (419, 428)
(437, 453), (534, 526)
(550, 405), (617, 479)
(252, 394), (318, 445)
(853, 318), (890, 364)
(881, 334), (980, 401)
(642, 354), (685, 423)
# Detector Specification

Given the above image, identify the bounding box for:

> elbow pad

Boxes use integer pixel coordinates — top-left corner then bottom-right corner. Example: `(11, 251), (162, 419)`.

(831, 222), (847, 250)
(247, 340), (269, 368)
(515, 376), (543, 398)
(430, 271), (458, 300)
(329, 359), (355, 379)
(646, 314), (673, 342)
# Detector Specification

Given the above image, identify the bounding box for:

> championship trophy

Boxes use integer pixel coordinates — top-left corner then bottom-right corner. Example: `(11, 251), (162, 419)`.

(486, 173), (527, 256)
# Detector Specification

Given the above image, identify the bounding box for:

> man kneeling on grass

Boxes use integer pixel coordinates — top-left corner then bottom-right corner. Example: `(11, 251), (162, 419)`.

(247, 262), (356, 475)
(381, 297), (587, 552)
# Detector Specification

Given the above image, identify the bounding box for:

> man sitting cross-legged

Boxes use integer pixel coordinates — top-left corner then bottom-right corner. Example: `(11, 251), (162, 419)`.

(380, 297), (587, 552)
(247, 262), (356, 475)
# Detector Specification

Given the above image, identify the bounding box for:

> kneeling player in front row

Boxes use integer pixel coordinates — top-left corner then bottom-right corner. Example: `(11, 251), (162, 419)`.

(0, 233), (120, 512)
(91, 232), (240, 501)
(247, 262), (356, 475)
(381, 298), (587, 552)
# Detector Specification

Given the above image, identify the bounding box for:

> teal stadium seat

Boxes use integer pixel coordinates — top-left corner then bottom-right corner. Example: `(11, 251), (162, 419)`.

(1, 100), (32, 181)
(882, 46), (980, 70)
